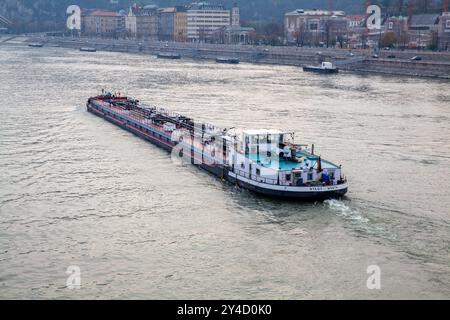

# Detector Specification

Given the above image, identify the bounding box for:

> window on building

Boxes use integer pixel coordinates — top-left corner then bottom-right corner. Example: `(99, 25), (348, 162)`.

(309, 23), (318, 31)
(446, 20), (450, 29)
(389, 22), (393, 30)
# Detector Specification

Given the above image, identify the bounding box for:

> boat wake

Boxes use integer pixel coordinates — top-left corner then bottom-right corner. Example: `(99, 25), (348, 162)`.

(323, 199), (369, 223)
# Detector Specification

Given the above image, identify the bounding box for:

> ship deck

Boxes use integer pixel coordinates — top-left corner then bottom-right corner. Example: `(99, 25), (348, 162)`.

(247, 151), (340, 171)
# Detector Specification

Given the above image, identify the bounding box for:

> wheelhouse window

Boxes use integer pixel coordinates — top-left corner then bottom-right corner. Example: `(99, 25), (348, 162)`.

(256, 168), (261, 176)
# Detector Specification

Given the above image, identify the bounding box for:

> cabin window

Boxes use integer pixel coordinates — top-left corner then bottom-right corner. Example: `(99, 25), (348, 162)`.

(256, 168), (261, 176)
(286, 174), (291, 181)
(267, 151), (272, 157)
(241, 162), (245, 169)
(294, 172), (302, 178)
(308, 173), (313, 181)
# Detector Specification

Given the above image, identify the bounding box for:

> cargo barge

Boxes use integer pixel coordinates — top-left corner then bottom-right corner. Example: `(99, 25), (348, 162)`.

(87, 92), (348, 200)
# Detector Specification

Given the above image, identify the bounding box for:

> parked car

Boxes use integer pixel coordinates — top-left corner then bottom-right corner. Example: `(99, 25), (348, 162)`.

(411, 56), (422, 61)
(347, 52), (355, 57)
(383, 47), (391, 50)
(387, 54), (396, 58)
(372, 54), (379, 58)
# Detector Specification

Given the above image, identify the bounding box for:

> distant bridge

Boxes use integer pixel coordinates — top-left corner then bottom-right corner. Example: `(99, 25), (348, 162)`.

(0, 15), (12, 26)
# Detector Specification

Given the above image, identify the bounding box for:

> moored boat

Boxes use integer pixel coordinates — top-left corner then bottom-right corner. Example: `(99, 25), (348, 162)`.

(157, 52), (181, 59)
(303, 62), (339, 74)
(28, 42), (44, 48)
(216, 57), (240, 64)
(80, 47), (97, 52)
(86, 92), (348, 200)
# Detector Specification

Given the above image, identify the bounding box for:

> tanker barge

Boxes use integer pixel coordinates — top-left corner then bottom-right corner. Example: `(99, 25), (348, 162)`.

(87, 92), (348, 200)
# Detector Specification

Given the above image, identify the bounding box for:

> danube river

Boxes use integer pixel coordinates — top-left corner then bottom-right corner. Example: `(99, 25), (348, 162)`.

(0, 44), (449, 299)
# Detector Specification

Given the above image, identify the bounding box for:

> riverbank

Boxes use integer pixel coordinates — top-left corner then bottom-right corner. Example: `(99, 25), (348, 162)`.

(4, 34), (450, 79)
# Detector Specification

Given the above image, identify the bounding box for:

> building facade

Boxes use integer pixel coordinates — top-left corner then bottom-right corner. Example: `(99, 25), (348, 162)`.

(125, 5), (159, 40)
(158, 6), (188, 42)
(222, 26), (255, 44)
(408, 14), (440, 49)
(382, 16), (409, 48)
(82, 10), (122, 38)
(187, 3), (230, 42)
(438, 12), (450, 51)
(284, 9), (348, 46)
(159, 7), (176, 41)
(174, 8), (188, 42)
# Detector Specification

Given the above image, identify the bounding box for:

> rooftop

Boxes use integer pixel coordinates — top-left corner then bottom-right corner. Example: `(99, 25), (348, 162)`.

(189, 2), (227, 11)
(88, 10), (119, 17)
(410, 14), (440, 27)
(347, 15), (366, 22)
(286, 9), (346, 17)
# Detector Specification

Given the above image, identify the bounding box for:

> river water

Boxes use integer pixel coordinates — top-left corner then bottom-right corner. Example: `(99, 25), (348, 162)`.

(0, 44), (449, 299)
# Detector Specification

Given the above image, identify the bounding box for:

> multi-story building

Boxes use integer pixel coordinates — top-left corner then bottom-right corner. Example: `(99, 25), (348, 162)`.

(438, 12), (450, 51)
(383, 16), (409, 47)
(125, 4), (159, 40)
(82, 10), (122, 38)
(187, 2), (230, 42)
(408, 14), (440, 49)
(174, 7), (188, 42)
(284, 9), (348, 46)
(159, 7), (176, 41)
(158, 6), (188, 42)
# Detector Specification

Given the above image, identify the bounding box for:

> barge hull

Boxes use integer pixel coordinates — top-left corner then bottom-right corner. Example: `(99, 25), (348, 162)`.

(87, 99), (346, 200)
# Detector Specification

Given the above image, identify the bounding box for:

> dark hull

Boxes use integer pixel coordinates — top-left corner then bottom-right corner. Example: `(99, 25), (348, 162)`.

(303, 66), (339, 74)
(80, 48), (96, 52)
(216, 58), (240, 64)
(87, 101), (346, 200)
(157, 53), (181, 59)
(228, 175), (347, 200)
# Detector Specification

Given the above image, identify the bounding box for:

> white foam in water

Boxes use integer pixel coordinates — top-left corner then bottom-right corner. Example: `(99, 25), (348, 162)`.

(323, 199), (369, 223)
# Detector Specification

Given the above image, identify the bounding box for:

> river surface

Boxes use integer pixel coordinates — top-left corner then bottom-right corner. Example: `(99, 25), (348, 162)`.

(0, 44), (449, 299)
